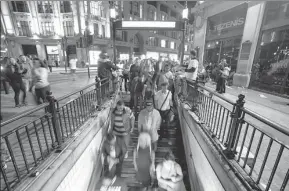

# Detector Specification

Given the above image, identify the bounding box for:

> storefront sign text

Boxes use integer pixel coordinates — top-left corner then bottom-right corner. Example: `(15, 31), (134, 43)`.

(214, 17), (245, 31)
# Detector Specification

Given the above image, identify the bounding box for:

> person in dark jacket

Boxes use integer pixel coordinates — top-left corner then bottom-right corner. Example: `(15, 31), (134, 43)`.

(97, 51), (118, 80)
(6, 58), (27, 107)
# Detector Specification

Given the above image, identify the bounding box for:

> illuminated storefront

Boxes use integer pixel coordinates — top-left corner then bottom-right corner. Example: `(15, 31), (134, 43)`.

(146, 51), (159, 60)
(89, 50), (101, 65)
(250, 1), (289, 95)
(169, 53), (178, 61)
(46, 45), (60, 61)
(204, 3), (248, 72)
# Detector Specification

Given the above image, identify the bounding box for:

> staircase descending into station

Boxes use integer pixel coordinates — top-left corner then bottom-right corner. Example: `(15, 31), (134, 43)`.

(120, 94), (191, 190)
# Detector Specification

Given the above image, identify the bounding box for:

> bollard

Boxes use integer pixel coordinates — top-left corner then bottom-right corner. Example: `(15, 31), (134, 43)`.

(46, 91), (62, 149)
(223, 94), (245, 159)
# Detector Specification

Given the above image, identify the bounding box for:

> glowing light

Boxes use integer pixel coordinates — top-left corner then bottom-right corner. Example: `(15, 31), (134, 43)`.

(89, 24), (94, 35)
(182, 8), (188, 19)
(122, 21), (176, 28)
(1, 35), (5, 39)
(110, 8), (116, 19)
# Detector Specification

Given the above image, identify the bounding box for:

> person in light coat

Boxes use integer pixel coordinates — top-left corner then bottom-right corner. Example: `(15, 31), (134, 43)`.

(138, 98), (161, 151)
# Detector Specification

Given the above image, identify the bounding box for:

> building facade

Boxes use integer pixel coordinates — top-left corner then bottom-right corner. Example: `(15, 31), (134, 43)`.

(1, 1), (191, 65)
(192, 1), (289, 95)
(0, 1), (111, 65)
(112, 1), (191, 61)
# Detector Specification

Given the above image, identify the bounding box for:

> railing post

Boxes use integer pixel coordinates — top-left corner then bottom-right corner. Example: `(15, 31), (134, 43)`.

(95, 76), (102, 106)
(46, 91), (62, 149)
(224, 94), (245, 159)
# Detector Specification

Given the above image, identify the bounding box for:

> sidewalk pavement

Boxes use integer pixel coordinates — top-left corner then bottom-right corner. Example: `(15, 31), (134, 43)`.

(1, 76), (95, 133)
(205, 82), (289, 130)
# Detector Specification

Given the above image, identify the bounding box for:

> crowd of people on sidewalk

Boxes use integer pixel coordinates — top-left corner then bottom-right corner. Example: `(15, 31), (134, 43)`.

(0, 55), (51, 107)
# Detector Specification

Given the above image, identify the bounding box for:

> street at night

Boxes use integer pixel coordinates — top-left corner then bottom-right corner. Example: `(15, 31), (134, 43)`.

(0, 1), (288, 191)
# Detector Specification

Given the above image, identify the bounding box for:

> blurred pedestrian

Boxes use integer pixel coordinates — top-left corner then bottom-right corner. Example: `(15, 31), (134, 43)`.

(18, 55), (33, 93)
(32, 58), (50, 104)
(156, 151), (186, 191)
(138, 99), (161, 151)
(102, 133), (125, 177)
(216, 58), (226, 93)
(133, 132), (156, 188)
(47, 58), (53, 73)
(69, 57), (77, 81)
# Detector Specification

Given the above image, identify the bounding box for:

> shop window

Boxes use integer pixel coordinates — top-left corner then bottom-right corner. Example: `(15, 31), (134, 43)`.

(122, 31), (128, 42)
(94, 23), (99, 36)
(17, 21), (32, 37)
(140, 4), (143, 19)
(161, 40), (166, 48)
(154, 38), (159, 47)
(251, 28), (289, 94)
(41, 21), (55, 36)
(60, 1), (72, 13)
(11, 1), (29, 12)
(63, 21), (74, 36)
(170, 41), (175, 49)
(90, 1), (100, 16)
(37, 1), (53, 13)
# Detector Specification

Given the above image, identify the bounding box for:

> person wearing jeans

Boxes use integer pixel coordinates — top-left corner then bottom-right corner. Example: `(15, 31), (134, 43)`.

(32, 58), (50, 105)
(110, 100), (135, 159)
(154, 82), (173, 143)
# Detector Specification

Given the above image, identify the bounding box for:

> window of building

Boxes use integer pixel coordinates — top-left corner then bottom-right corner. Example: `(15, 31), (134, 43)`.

(140, 4), (143, 19)
(161, 39), (166, 48)
(41, 22), (55, 36)
(130, 2), (139, 17)
(37, 1), (53, 13)
(100, 7), (105, 17)
(60, 1), (72, 13)
(17, 21), (32, 37)
(11, 1), (29, 12)
(94, 23), (99, 36)
(148, 37), (154, 46)
(185, 45), (188, 52)
(63, 21), (74, 36)
(160, 12), (168, 21)
(122, 31), (128, 41)
(91, 1), (100, 16)
(102, 25), (105, 38)
(147, 7), (156, 21)
(170, 41), (175, 49)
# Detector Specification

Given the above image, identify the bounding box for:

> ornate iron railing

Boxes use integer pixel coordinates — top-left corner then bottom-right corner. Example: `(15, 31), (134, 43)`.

(183, 79), (289, 191)
(0, 77), (111, 191)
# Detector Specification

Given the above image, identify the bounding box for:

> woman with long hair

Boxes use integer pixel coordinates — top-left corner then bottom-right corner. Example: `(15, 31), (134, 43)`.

(133, 132), (155, 189)
(156, 151), (186, 191)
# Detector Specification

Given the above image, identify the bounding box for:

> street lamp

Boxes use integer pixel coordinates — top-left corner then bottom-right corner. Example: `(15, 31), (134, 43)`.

(180, 4), (189, 65)
(110, 6), (117, 64)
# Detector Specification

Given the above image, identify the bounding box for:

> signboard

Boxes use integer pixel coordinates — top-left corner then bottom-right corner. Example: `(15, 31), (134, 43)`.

(207, 3), (248, 40)
(114, 20), (185, 31)
(46, 46), (59, 55)
(264, 2), (289, 26)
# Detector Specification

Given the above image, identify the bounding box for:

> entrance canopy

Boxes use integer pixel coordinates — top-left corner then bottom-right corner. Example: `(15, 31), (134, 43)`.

(114, 20), (185, 31)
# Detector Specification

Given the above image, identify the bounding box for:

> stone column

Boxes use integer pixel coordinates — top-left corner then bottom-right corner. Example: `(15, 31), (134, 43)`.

(233, 2), (266, 87)
(36, 43), (46, 60)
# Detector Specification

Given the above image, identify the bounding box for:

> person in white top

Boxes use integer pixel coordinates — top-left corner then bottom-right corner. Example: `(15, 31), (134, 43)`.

(69, 57), (77, 81)
(154, 81), (173, 142)
(185, 50), (199, 81)
(138, 99), (161, 151)
(32, 58), (50, 104)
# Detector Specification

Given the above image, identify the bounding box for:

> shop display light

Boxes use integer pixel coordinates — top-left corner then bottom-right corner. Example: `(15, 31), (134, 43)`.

(110, 7), (116, 19)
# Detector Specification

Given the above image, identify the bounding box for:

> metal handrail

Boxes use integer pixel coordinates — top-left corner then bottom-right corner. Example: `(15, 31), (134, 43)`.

(0, 77), (113, 191)
(178, 78), (289, 191)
